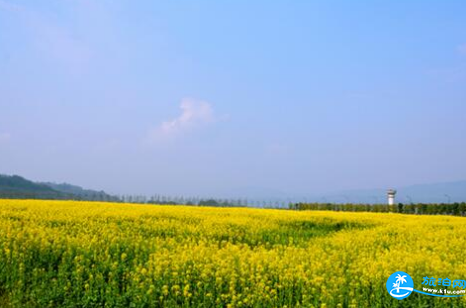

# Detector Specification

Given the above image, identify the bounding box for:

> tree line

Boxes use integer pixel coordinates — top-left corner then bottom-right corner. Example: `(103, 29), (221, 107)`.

(293, 202), (466, 216)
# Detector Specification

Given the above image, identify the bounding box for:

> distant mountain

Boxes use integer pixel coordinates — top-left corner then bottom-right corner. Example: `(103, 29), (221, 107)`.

(392, 180), (466, 204)
(0, 174), (118, 201)
(41, 182), (119, 201)
(221, 180), (466, 204)
(0, 174), (65, 199)
(217, 186), (291, 200)
(2, 173), (465, 204)
(307, 180), (466, 204)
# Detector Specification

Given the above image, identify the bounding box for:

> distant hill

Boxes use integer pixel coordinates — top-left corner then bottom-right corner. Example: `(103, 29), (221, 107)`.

(0, 174), (64, 199)
(2, 173), (465, 204)
(219, 180), (466, 204)
(0, 174), (118, 201)
(305, 180), (466, 204)
(41, 182), (119, 201)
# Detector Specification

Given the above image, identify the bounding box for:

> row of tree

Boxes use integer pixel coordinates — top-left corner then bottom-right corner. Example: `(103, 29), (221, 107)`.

(4, 189), (466, 215)
(121, 195), (276, 207)
(293, 202), (466, 216)
(0, 191), (258, 207)
(0, 191), (120, 202)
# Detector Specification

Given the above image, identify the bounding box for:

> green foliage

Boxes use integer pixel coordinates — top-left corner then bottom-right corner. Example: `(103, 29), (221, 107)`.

(295, 202), (466, 216)
(0, 174), (118, 202)
(1, 200), (465, 308)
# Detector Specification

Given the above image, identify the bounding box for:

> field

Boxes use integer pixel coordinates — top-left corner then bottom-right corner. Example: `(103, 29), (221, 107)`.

(1, 200), (466, 307)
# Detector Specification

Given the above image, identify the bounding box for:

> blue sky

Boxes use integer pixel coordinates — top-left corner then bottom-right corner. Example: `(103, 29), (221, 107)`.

(1, 0), (465, 197)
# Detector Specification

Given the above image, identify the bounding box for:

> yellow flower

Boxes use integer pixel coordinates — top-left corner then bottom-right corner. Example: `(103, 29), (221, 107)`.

(1, 199), (465, 307)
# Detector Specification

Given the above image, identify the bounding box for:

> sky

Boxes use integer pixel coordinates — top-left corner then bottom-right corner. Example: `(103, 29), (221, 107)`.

(1, 0), (465, 198)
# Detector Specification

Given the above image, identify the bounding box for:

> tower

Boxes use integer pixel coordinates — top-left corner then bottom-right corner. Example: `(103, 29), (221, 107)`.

(387, 189), (396, 205)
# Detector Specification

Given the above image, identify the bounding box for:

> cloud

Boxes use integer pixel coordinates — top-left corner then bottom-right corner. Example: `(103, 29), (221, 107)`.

(33, 21), (92, 68)
(458, 44), (466, 55)
(160, 98), (214, 134)
(0, 0), (22, 12)
(146, 98), (216, 144)
(0, 0), (92, 69)
(266, 142), (290, 156)
(0, 132), (11, 144)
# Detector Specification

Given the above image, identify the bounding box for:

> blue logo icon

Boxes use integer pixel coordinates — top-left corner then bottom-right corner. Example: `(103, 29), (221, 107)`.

(386, 271), (414, 300)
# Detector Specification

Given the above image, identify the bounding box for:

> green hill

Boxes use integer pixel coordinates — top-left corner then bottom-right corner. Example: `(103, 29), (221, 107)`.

(42, 182), (119, 201)
(0, 174), (118, 201)
(0, 174), (65, 199)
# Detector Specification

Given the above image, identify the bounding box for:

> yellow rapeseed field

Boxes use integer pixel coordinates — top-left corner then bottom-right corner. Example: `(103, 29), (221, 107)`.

(0, 199), (465, 307)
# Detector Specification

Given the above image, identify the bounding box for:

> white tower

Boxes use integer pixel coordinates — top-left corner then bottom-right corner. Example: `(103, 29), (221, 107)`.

(387, 189), (396, 205)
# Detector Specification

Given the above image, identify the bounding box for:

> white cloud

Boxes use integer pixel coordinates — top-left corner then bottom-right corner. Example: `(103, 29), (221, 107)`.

(0, 133), (11, 144)
(146, 98), (216, 144)
(161, 98), (214, 134)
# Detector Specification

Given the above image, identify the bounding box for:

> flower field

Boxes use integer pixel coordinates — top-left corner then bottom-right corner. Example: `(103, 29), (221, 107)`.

(1, 200), (466, 307)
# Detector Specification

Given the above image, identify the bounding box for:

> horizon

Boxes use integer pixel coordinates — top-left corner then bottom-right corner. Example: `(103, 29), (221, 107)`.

(2, 172), (466, 205)
(1, 0), (466, 197)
